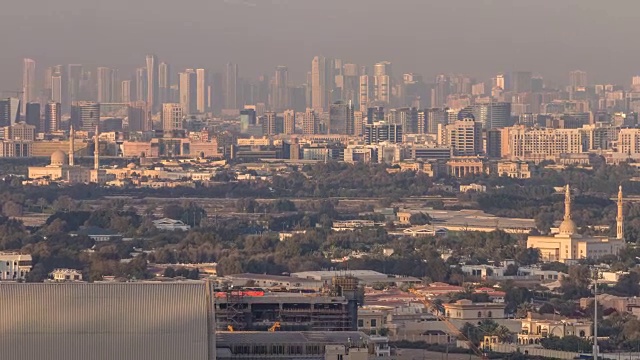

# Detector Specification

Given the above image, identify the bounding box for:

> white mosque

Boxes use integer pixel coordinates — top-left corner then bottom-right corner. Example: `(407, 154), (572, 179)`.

(28, 126), (112, 184)
(527, 185), (626, 263)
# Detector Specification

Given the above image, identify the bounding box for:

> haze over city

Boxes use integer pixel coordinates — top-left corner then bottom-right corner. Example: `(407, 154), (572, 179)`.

(2, 0), (640, 87)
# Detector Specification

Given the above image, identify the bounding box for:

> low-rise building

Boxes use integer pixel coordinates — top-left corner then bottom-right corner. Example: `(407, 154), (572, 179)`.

(518, 313), (592, 345)
(443, 300), (506, 320)
(50, 268), (83, 282)
(153, 218), (191, 231)
(0, 252), (32, 280)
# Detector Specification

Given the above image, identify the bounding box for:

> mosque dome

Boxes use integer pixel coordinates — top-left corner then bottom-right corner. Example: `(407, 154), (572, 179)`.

(50, 150), (68, 166)
(558, 218), (578, 235)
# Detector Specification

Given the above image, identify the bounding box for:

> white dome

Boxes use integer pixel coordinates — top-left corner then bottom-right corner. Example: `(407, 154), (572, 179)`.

(50, 150), (68, 166)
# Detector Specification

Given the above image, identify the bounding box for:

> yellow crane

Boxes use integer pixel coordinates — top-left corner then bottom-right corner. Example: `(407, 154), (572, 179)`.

(268, 321), (281, 332)
(408, 289), (487, 359)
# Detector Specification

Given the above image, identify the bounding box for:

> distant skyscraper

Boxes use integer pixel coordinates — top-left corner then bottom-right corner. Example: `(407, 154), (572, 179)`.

(70, 101), (100, 132)
(51, 70), (63, 104)
(146, 54), (159, 113)
(44, 102), (61, 133)
(135, 67), (147, 103)
(431, 75), (450, 108)
(460, 102), (512, 129)
(121, 80), (132, 103)
(67, 64), (83, 106)
(196, 68), (207, 113)
(179, 69), (197, 114)
(22, 58), (36, 115)
(272, 66), (289, 112)
(569, 70), (587, 89)
(225, 63), (238, 110)
(25, 103), (41, 133)
(311, 56), (334, 112)
(359, 75), (373, 111)
(0, 98), (20, 127)
(511, 71), (532, 93)
(97, 67), (113, 103)
(446, 117), (483, 156)
(162, 103), (183, 131)
(159, 62), (170, 105)
(373, 61), (392, 105)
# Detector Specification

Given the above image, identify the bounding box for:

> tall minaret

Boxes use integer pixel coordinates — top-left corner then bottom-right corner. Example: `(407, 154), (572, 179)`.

(69, 125), (75, 166)
(94, 125), (99, 170)
(564, 184), (572, 221)
(617, 185), (624, 240)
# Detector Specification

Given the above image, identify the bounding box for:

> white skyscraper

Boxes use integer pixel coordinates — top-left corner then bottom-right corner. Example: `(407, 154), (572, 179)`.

(22, 58), (36, 115)
(179, 70), (197, 115)
(196, 68), (207, 113)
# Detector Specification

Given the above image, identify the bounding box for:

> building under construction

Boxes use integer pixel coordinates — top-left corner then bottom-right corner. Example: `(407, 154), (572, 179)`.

(215, 276), (360, 332)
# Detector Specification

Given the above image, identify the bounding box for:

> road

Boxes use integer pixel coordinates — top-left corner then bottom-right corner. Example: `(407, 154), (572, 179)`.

(397, 349), (481, 360)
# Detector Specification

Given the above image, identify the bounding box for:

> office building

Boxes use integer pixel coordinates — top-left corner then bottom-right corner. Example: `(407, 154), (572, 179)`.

(364, 122), (402, 145)
(4, 122), (36, 141)
(0, 282), (215, 360)
(272, 66), (289, 111)
(146, 54), (159, 113)
(225, 63), (238, 110)
(570, 70), (587, 89)
(45, 102), (61, 133)
(419, 108), (447, 134)
(431, 75), (450, 108)
(22, 58), (36, 115)
(445, 117), (483, 156)
(25, 103), (41, 133)
(0, 98), (21, 127)
(328, 101), (354, 135)
(505, 125), (587, 161)
(196, 69), (208, 113)
(374, 61), (391, 104)
(303, 108), (319, 135)
(71, 102), (100, 132)
(283, 109), (295, 134)
(240, 108), (257, 133)
(67, 64), (83, 106)
(128, 101), (149, 132)
(97, 67), (113, 103)
(311, 56), (333, 112)
(389, 107), (418, 134)
(180, 69), (197, 114)
(511, 71), (532, 93)
(162, 103), (184, 131)
(460, 102), (512, 129)
(135, 67), (147, 103)
(359, 75), (373, 111)
(51, 69), (63, 104)
(121, 80), (132, 104)
(159, 62), (170, 105)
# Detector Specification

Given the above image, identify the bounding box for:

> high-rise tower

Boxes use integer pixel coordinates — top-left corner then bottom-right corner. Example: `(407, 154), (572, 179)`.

(272, 66), (289, 112)
(94, 125), (100, 170)
(196, 68), (208, 113)
(159, 62), (170, 105)
(617, 185), (624, 240)
(311, 56), (334, 112)
(97, 67), (113, 103)
(69, 125), (75, 166)
(146, 54), (159, 113)
(22, 58), (36, 115)
(225, 63), (238, 110)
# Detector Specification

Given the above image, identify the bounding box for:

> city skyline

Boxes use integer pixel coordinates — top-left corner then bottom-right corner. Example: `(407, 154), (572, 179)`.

(3, 0), (640, 90)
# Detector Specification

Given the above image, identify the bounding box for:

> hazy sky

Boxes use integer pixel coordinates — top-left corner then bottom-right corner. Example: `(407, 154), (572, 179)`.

(1, 0), (639, 88)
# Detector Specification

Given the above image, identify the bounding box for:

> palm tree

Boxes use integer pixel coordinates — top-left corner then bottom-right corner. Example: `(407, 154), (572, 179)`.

(516, 302), (534, 318)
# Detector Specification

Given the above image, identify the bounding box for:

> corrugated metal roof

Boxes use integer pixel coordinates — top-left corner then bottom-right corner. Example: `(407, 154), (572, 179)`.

(0, 283), (214, 360)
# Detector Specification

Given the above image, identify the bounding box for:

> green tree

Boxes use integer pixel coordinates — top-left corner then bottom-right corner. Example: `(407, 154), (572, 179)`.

(409, 212), (432, 226)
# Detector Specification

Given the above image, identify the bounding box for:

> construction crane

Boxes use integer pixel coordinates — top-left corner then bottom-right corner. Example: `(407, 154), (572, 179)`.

(227, 325), (234, 332)
(409, 289), (488, 360)
(268, 322), (281, 332)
